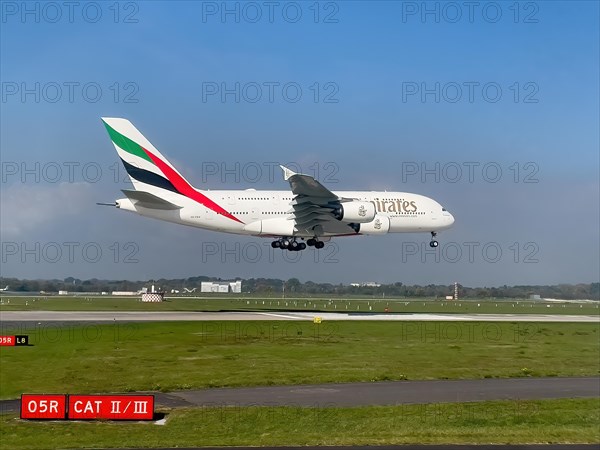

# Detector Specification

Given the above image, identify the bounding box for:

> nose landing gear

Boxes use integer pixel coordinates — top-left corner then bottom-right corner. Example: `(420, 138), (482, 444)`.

(429, 231), (439, 248)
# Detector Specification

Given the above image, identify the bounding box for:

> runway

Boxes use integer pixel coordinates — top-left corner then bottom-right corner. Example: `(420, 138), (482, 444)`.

(154, 376), (600, 408)
(2, 377), (598, 414)
(1, 311), (599, 322)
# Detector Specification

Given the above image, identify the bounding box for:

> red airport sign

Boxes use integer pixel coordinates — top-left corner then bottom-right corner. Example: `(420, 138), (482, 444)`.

(0, 336), (15, 346)
(20, 394), (67, 419)
(68, 395), (154, 420)
(0, 335), (29, 346)
(20, 394), (154, 420)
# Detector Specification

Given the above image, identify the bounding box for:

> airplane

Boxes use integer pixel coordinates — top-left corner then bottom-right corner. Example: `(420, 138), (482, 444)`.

(99, 118), (454, 251)
(183, 288), (197, 293)
(0, 286), (8, 292)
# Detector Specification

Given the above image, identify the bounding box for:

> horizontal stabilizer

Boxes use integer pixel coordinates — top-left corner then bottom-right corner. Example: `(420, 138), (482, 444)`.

(121, 189), (182, 210)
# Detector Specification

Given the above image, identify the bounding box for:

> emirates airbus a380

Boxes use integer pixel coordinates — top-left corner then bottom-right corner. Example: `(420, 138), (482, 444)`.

(100, 118), (455, 251)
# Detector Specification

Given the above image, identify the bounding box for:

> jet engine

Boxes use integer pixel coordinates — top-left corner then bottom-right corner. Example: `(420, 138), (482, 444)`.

(333, 201), (376, 223)
(355, 215), (390, 235)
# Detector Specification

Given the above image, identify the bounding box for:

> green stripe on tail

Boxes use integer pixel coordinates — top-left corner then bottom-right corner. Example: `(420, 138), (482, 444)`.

(102, 119), (154, 164)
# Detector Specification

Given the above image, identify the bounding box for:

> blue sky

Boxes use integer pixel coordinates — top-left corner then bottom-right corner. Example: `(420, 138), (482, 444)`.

(1, 1), (598, 286)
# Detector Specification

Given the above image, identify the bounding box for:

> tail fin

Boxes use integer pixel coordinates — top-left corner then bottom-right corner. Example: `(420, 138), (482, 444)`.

(101, 117), (195, 196)
(102, 118), (243, 223)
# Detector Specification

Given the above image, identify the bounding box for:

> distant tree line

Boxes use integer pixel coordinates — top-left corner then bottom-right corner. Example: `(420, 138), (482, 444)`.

(0, 276), (598, 300)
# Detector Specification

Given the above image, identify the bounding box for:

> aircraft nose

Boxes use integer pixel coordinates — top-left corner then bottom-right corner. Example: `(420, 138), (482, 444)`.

(441, 209), (455, 226)
(447, 212), (455, 225)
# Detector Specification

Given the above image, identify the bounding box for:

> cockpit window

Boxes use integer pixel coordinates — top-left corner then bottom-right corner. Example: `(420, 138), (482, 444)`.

(442, 208), (447, 211)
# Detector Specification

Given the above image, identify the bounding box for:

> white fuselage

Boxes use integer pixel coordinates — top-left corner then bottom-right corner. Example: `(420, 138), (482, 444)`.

(116, 189), (455, 238)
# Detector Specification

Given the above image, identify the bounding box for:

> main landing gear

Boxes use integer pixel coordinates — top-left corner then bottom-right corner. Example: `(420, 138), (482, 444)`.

(271, 238), (306, 251)
(306, 238), (325, 249)
(271, 237), (324, 251)
(429, 231), (439, 248)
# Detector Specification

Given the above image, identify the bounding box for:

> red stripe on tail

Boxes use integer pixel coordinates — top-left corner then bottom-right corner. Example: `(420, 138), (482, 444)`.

(143, 148), (243, 224)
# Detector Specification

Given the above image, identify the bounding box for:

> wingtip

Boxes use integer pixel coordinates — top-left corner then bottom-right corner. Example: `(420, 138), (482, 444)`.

(280, 165), (297, 181)
(100, 117), (129, 126)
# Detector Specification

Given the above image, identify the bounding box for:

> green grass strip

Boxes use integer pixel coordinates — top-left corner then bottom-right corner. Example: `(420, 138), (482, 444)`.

(1, 399), (599, 448)
(1, 321), (598, 399)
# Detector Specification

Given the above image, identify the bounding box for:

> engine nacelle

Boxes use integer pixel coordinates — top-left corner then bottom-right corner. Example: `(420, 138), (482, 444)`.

(334, 201), (376, 223)
(356, 214), (390, 235)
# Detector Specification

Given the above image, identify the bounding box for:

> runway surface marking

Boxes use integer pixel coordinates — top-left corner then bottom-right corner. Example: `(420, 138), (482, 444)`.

(1, 311), (599, 322)
(256, 312), (306, 320)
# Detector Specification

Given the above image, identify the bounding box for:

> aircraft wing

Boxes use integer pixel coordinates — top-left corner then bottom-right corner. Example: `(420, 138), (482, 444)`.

(280, 165), (355, 235)
(281, 165), (339, 200)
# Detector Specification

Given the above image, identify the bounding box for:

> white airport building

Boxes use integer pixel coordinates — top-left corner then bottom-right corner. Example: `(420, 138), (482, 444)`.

(350, 282), (381, 288)
(200, 281), (242, 293)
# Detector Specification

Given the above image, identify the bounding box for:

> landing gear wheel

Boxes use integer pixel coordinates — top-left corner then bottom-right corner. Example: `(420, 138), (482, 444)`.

(429, 231), (438, 248)
(281, 239), (290, 249)
(307, 238), (316, 247)
(271, 241), (280, 248)
(290, 240), (299, 250)
(298, 243), (307, 250)
(315, 241), (325, 249)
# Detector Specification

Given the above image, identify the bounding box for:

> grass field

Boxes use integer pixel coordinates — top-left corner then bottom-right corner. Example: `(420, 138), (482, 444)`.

(2, 399), (599, 448)
(1, 294), (599, 315)
(1, 321), (598, 400)
(1, 320), (598, 447)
